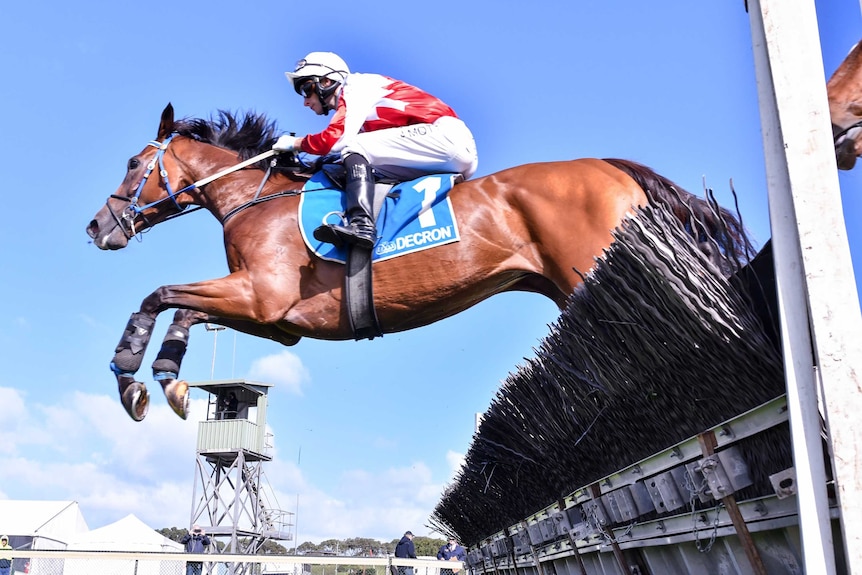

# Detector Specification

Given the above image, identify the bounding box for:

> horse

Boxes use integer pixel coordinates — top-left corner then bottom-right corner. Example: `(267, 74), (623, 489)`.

(827, 39), (862, 170)
(87, 103), (753, 422)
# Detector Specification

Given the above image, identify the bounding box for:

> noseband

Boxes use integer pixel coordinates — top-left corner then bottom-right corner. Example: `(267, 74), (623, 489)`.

(106, 135), (196, 240)
(833, 119), (862, 145)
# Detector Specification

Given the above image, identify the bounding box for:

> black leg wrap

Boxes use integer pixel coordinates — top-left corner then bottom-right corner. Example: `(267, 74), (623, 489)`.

(152, 324), (190, 376)
(111, 312), (156, 374)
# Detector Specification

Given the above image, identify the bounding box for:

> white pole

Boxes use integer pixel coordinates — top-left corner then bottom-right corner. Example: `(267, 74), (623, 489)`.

(748, 4), (834, 571)
(205, 323), (226, 380)
(748, 0), (862, 572)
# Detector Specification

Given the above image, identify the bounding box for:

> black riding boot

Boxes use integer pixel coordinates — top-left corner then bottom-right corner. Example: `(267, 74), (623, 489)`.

(314, 154), (377, 248)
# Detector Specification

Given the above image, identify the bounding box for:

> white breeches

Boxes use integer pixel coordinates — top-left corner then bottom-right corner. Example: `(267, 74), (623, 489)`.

(339, 116), (478, 181)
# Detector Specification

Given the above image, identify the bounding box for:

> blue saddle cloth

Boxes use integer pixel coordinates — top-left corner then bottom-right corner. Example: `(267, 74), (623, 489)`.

(299, 171), (461, 264)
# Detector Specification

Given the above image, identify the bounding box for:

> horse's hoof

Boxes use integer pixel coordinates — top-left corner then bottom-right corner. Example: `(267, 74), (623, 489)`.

(119, 379), (149, 422)
(161, 378), (190, 420)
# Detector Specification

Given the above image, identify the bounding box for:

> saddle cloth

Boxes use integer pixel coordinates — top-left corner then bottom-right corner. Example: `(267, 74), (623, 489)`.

(298, 170), (461, 264)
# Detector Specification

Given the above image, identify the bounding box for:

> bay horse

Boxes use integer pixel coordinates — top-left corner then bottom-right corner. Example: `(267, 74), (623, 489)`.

(86, 103), (752, 422)
(828, 39), (862, 169)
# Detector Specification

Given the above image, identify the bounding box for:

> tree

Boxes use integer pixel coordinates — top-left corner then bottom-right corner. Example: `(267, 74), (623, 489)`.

(248, 538), (290, 554)
(158, 530), (446, 558)
(342, 537), (382, 556)
(412, 537), (446, 558)
(297, 541), (320, 554)
(157, 527), (188, 543)
(319, 538), (341, 554)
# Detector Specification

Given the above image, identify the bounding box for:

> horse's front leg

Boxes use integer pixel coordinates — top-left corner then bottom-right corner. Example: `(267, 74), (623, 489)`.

(151, 309), (212, 420)
(150, 309), (306, 420)
(137, 272), (301, 419)
(110, 311), (158, 422)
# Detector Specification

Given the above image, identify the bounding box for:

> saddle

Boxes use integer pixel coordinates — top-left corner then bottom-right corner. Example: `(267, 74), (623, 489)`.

(303, 160), (462, 341)
(320, 162), (398, 220)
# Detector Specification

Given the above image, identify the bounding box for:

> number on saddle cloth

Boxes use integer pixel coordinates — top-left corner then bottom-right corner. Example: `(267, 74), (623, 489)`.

(298, 170), (462, 264)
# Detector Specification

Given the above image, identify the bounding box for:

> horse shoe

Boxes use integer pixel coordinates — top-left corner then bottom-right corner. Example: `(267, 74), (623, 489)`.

(160, 378), (190, 420)
(118, 375), (149, 422)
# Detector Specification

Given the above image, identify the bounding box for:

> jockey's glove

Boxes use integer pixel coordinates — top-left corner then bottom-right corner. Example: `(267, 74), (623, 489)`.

(273, 135), (301, 153)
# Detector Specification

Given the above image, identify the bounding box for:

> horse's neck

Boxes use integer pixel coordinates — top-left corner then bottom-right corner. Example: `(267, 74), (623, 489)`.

(196, 160), (306, 222)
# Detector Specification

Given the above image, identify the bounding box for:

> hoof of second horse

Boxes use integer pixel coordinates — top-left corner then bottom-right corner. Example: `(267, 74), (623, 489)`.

(120, 379), (150, 422)
(161, 379), (190, 420)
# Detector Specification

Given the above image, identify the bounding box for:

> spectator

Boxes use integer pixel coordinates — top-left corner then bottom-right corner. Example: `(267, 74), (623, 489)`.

(437, 537), (466, 575)
(180, 525), (211, 575)
(0, 535), (11, 575)
(394, 530), (416, 575)
(218, 391), (238, 420)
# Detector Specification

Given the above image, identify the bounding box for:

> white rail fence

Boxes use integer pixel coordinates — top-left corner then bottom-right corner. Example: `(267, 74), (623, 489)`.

(7, 550), (463, 575)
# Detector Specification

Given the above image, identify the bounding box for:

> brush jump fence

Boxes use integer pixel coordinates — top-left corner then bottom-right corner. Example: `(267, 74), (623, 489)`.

(430, 205), (843, 574)
(7, 551), (461, 575)
(7, 206), (839, 575)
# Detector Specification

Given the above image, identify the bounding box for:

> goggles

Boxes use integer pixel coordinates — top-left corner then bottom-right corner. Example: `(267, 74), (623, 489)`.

(298, 80), (317, 99)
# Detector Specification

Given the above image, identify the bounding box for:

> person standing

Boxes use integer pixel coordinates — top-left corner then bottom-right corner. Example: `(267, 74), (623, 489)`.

(437, 537), (467, 575)
(180, 525), (211, 575)
(394, 530), (417, 575)
(218, 391), (239, 420)
(273, 51), (478, 249)
(0, 535), (11, 575)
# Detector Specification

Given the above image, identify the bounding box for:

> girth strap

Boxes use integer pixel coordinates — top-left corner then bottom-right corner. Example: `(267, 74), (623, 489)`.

(343, 182), (389, 340)
(345, 246), (382, 340)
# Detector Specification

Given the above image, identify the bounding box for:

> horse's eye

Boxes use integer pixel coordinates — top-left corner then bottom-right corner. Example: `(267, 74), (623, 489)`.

(128, 158), (140, 171)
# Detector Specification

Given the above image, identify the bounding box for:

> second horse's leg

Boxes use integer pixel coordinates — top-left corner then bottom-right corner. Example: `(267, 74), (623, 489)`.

(151, 311), (308, 419)
(152, 309), (207, 420)
(111, 312), (157, 422)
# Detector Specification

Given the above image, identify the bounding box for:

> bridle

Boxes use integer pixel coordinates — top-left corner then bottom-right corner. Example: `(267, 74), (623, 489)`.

(833, 119), (862, 145)
(104, 134), (278, 240)
(104, 135), (193, 240)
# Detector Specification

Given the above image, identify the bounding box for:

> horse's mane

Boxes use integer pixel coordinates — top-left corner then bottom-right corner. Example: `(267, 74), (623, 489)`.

(603, 158), (755, 274)
(172, 110), (311, 174)
(173, 110), (281, 161)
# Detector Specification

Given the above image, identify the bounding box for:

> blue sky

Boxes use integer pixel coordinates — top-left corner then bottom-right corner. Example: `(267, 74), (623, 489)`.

(1, 0), (859, 545)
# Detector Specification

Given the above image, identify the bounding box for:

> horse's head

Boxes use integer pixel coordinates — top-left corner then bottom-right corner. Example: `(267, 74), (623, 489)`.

(87, 103), (196, 249)
(828, 41), (862, 170)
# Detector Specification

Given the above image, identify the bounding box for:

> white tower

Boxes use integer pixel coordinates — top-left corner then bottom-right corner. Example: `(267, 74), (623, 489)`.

(187, 379), (293, 571)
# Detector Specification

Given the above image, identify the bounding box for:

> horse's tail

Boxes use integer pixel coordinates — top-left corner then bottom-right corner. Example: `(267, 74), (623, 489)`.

(603, 158), (755, 274)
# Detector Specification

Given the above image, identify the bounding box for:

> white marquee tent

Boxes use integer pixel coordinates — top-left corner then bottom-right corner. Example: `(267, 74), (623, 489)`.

(0, 500), (88, 550)
(0, 501), (185, 575)
(65, 513), (182, 552)
(45, 513), (183, 575)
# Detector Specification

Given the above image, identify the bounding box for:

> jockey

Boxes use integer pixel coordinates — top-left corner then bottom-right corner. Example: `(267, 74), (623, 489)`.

(273, 51), (478, 249)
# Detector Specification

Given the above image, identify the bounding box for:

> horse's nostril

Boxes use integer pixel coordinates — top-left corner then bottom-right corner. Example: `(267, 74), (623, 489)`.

(87, 220), (99, 238)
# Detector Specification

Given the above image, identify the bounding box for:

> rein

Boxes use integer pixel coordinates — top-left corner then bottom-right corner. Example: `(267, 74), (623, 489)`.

(221, 188), (301, 224)
(108, 135), (291, 238)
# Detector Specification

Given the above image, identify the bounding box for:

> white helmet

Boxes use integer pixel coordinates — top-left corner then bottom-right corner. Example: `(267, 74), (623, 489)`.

(285, 51), (350, 92)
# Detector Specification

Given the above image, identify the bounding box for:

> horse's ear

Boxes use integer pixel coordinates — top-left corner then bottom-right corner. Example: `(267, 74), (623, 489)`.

(158, 103), (175, 140)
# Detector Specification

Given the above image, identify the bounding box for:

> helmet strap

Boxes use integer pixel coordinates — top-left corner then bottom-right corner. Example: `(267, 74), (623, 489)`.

(316, 80), (341, 114)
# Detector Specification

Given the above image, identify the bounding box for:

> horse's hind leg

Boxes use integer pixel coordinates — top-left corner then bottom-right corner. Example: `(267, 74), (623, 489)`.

(111, 312), (157, 422)
(152, 309), (210, 420)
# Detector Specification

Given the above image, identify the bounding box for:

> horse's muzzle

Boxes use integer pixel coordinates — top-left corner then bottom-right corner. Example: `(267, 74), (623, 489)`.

(835, 138), (858, 170)
(86, 213), (131, 250)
